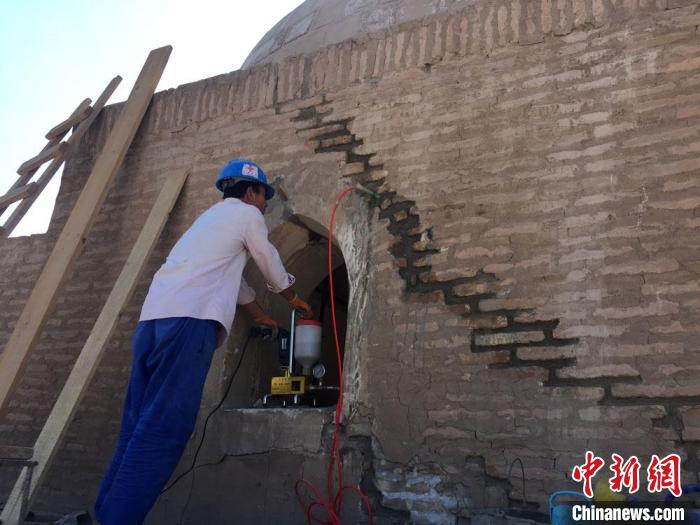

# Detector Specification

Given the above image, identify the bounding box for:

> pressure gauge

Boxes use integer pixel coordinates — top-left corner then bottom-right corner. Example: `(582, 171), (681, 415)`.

(312, 363), (326, 379)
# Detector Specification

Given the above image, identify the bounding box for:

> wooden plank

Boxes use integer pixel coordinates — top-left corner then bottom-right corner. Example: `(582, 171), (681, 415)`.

(0, 170), (189, 525)
(0, 185), (36, 211)
(45, 98), (92, 140)
(16, 142), (67, 176)
(0, 183), (37, 208)
(0, 98), (92, 219)
(1, 75), (122, 235)
(0, 46), (171, 412)
(0, 446), (33, 461)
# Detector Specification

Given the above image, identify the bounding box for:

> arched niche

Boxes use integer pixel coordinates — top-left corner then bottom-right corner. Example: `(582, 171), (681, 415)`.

(222, 217), (351, 410)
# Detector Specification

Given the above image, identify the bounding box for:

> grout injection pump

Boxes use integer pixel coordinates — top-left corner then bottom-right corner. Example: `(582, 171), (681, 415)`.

(251, 308), (336, 407)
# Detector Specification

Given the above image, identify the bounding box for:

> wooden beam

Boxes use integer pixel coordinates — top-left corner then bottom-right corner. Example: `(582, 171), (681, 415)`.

(0, 46), (171, 411)
(0, 183), (37, 208)
(0, 170), (189, 525)
(16, 142), (67, 176)
(0, 98), (94, 219)
(1, 75), (122, 235)
(45, 98), (92, 141)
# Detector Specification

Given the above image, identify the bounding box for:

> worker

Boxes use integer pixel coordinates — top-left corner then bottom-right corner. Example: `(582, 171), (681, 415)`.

(94, 159), (313, 525)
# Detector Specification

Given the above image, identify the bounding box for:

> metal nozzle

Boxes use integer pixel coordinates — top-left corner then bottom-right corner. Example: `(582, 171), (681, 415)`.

(353, 184), (380, 199)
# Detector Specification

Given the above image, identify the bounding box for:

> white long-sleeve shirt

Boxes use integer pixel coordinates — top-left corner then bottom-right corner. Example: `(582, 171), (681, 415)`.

(139, 198), (295, 340)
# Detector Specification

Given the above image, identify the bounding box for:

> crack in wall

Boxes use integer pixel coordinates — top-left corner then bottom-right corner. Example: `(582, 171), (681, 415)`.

(284, 98), (700, 428)
(285, 98), (574, 513)
(281, 94), (700, 513)
(287, 98), (582, 380)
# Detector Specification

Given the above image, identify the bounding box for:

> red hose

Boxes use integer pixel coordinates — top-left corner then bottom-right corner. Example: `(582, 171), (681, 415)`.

(295, 186), (374, 524)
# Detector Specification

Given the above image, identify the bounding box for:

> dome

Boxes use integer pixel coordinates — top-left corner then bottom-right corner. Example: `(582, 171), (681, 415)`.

(242, 0), (478, 69)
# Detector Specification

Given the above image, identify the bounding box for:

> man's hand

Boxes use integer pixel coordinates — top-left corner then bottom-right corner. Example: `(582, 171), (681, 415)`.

(288, 292), (314, 319)
(279, 288), (314, 319)
(252, 313), (279, 341)
(243, 301), (280, 329)
(253, 312), (278, 328)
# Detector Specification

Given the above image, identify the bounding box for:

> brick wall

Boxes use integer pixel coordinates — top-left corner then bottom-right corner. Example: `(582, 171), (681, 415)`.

(1, 1), (699, 523)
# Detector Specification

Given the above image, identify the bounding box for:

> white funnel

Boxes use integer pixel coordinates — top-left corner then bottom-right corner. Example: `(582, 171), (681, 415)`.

(294, 320), (322, 370)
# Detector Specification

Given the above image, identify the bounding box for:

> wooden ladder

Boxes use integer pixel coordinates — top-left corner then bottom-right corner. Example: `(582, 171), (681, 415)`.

(0, 76), (121, 238)
(0, 46), (176, 525)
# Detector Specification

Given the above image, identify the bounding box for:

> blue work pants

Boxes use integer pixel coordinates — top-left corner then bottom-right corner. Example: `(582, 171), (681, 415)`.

(94, 317), (219, 525)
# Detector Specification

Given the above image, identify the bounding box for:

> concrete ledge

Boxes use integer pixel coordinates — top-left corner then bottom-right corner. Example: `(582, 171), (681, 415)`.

(209, 407), (335, 456)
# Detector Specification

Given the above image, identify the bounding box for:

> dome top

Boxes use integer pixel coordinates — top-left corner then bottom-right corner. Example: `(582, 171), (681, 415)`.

(242, 0), (477, 69)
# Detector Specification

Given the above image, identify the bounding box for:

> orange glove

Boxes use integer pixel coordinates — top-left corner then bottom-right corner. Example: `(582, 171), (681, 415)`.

(253, 313), (279, 328)
(252, 313), (279, 341)
(288, 292), (314, 319)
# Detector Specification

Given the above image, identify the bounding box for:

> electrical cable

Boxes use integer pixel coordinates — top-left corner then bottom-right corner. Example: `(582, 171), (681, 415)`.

(294, 186), (375, 525)
(507, 457), (526, 506)
(160, 332), (252, 496)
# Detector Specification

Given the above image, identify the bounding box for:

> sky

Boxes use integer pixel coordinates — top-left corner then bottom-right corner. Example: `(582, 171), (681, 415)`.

(0, 0), (304, 237)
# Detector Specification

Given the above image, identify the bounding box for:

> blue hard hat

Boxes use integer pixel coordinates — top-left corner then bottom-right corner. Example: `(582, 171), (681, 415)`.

(215, 159), (275, 200)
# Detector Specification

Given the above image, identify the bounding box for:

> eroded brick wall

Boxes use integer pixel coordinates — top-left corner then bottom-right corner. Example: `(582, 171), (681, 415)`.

(1, 1), (699, 523)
